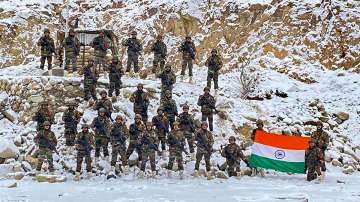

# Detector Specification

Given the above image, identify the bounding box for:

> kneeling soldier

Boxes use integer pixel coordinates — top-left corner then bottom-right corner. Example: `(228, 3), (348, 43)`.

(139, 122), (158, 178)
(221, 136), (249, 177)
(74, 124), (94, 181)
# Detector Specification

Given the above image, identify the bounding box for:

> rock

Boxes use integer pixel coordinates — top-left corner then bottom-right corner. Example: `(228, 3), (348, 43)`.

(42, 71), (50, 76)
(28, 95), (44, 103)
(35, 174), (57, 183)
(331, 159), (342, 167)
(21, 161), (32, 172)
(0, 139), (19, 159)
(236, 123), (253, 140)
(342, 166), (355, 175)
(241, 168), (252, 176)
(216, 171), (228, 179)
(13, 135), (22, 147)
(335, 112), (349, 122)
(13, 163), (23, 172)
(111, 96), (117, 103)
(51, 68), (65, 77)
(7, 172), (25, 180)
(2, 110), (16, 123)
(25, 155), (38, 167)
(7, 182), (17, 188)
(217, 110), (228, 120)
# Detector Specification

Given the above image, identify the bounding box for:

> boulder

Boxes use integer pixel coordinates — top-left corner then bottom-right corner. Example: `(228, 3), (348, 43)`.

(35, 174), (66, 183)
(216, 171), (228, 179)
(335, 112), (349, 122)
(28, 95), (44, 103)
(342, 166), (355, 175)
(331, 159), (342, 167)
(0, 139), (19, 159)
(7, 182), (17, 188)
(51, 68), (65, 77)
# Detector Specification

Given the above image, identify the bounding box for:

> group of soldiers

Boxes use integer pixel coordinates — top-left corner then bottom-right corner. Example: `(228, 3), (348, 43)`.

(35, 28), (328, 182)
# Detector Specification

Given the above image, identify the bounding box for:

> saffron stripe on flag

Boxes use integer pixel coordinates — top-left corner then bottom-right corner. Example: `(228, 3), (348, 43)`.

(251, 143), (305, 162)
(254, 130), (310, 150)
(249, 154), (306, 174)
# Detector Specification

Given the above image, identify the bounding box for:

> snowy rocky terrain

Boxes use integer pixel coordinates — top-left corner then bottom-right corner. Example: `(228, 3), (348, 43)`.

(0, 0), (360, 201)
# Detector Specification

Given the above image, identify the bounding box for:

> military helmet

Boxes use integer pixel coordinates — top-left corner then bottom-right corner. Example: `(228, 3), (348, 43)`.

(82, 124), (90, 129)
(256, 119), (264, 126)
(165, 64), (171, 69)
(185, 36), (191, 40)
(145, 122), (153, 127)
(88, 58), (95, 63)
(131, 31), (137, 35)
(135, 114), (142, 120)
(229, 136), (236, 142)
(66, 101), (77, 107)
(201, 121), (208, 127)
(43, 121), (51, 126)
(157, 107), (163, 112)
(44, 28), (50, 33)
(99, 108), (107, 113)
(165, 90), (172, 96)
(211, 49), (217, 54)
(40, 101), (48, 106)
(137, 83), (144, 88)
(157, 34), (163, 39)
(203, 86), (210, 92)
(182, 104), (189, 109)
(100, 90), (107, 95)
(173, 121), (180, 126)
(69, 29), (75, 34)
(115, 115), (123, 120)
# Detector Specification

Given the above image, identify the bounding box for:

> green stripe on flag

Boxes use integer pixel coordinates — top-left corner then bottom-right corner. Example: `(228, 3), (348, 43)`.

(249, 154), (306, 174)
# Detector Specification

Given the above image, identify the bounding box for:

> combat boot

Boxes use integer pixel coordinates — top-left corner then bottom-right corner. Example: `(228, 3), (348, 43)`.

(251, 168), (257, 177)
(74, 172), (81, 181)
(191, 153), (196, 161)
(138, 171), (145, 178)
(193, 170), (199, 177)
(259, 169), (265, 177)
(150, 171), (157, 178)
(236, 171), (242, 180)
(179, 170), (184, 180)
(205, 171), (214, 180)
(122, 165), (129, 174)
(180, 75), (184, 82)
(189, 76), (194, 84)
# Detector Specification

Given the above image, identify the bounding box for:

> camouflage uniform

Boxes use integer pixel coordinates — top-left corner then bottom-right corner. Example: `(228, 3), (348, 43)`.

(311, 129), (329, 172)
(140, 128), (158, 172)
(151, 39), (167, 74)
(167, 128), (186, 171)
(62, 34), (80, 72)
(305, 143), (323, 181)
(130, 88), (150, 122)
(32, 104), (55, 131)
(83, 62), (98, 101)
(158, 67), (176, 101)
(221, 143), (247, 177)
(205, 50), (222, 90)
(194, 128), (214, 172)
(126, 121), (144, 161)
(122, 34), (143, 73)
(110, 122), (129, 167)
(62, 106), (82, 146)
(37, 33), (55, 70)
(152, 112), (170, 151)
(91, 34), (110, 75)
(75, 131), (94, 173)
(160, 94), (178, 129)
(108, 61), (123, 96)
(34, 128), (57, 172)
(177, 111), (195, 153)
(94, 96), (114, 120)
(91, 115), (112, 158)
(197, 90), (216, 131)
(178, 39), (196, 77)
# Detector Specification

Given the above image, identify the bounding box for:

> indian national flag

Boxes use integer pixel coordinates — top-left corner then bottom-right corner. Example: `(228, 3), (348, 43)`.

(249, 130), (310, 174)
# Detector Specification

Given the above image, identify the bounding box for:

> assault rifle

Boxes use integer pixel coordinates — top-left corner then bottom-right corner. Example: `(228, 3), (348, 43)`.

(197, 133), (213, 154)
(94, 118), (109, 137)
(168, 135), (189, 155)
(143, 135), (159, 152)
(42, 38), (55, 53)
(38, 132), (58, 155)
(153, 117), (169, 133)
(111, 126), (127, 145)
(77, 135), (92, 155)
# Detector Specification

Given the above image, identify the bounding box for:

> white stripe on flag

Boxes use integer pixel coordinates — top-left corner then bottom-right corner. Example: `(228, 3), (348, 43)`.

(251, 143), (305, 163)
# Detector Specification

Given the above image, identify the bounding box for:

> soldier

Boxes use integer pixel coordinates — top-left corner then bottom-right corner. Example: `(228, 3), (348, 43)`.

(126, 114), (144, 163)
(250, 119), (265, 177)
(158, 65), (176, 101)
(151, 34), (167, 74)
(205, 49), (222, 91)
(311, 121), (329, 174)
(152, 108), (170, 155)
(110, 115), (129, 175)
(305, 138), (323, 181)
(37, 28), (55, 70)
(221, 136), (249, 177)
(194, 122), (214, 178)
(62, 101), (82, 146)
(139, 122), (158, 178)
(74, 124), (94, 181)
(94, 90), (114, 121)
(83, 59), (98, 101)
(167, 121), (187, 179)
(91, 108), (112, 162)
(122, 31), (143, 73)
(160, 90), (178, 129)
(34, 121), (57, 174)
(91, 30), (110, 75)
(177, 104), (195, 155)
(33, 101), (55, 131)
(178, 36), (196, 82)
(130, 83), (150, 122)
(107, 59), (123, 97)
(197, 87), (216, 131)
(62, 29), (80, 72)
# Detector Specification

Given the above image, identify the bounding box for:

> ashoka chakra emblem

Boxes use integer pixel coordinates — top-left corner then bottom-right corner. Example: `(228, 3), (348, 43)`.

(274, 150), (286, 159)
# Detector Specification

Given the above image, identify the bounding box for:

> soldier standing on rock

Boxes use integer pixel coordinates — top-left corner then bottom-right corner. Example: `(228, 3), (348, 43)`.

(62, 28), (80, 73)
(91, 30), (110, 76)
(160, 90), (178, 129)
(305, 138), (323, 181)
(194, 122), (214, 179)
(122, 31), (143, 74)
(34, 121), (57, 175)
(152, 108), (170, 155)
(74, 124), (94, 181)
(205, 49), (222, 92)
(62, 101), (82, 147)
(177, 104), (195, 157)
(178, 36), (196, 83)
(91, 108), (112, 163)
(107, 58), (123, 97)
(158, 65), (176, 101)
(130, 84), (150, 122)
(83, 59), (98, 101)
(33, 101), (55, 132)
(197, 87), (216, 131)
(37, 28), (55, 70)
(167, 121), (186, 179)
(311, 121), (329, 178)
(151, 34), (167, 74)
